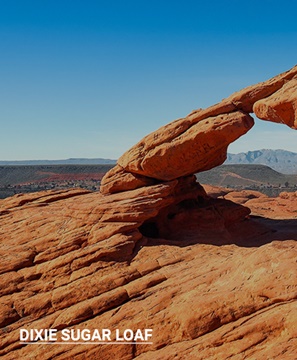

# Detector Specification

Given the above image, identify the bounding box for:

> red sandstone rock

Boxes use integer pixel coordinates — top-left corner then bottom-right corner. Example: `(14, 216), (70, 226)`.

(118, 111), (254, 181)
(1, 183), (297, 359)
(253, 78), (297, 128)
(101, 64), (297, 194)
(100, 108), (254, 194)
(226, 64), (297, 113)
(100, 164), (157, 194)
(245, 190), (297, 219)
(1, 66), (297, 360)
(224, 189), (268, 205)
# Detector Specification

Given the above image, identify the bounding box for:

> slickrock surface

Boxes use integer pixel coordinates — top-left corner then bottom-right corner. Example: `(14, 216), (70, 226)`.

(1, 66), (297, 359)
(1, 186), (297, 359)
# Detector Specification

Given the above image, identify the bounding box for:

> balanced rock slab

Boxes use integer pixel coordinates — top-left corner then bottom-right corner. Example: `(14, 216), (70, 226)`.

(101, 64), (297, 195)
(118, 111), (254, 181)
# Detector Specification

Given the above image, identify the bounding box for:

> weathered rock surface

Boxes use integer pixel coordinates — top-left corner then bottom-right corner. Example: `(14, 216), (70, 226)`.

(101, 65), (297, 194)
(117, 111), (254, 182)
(1, 185), (297, 359)
(1, 66), (297, 359)
(225, 65), (297, 113)
(254, 78), (297, 128)
(100, 164), (158, 195)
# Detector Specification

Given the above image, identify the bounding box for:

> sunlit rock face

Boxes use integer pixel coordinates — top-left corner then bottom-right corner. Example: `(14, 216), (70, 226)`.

(1, 65), (297, 360)
(101, 65), (297, 194)
(253, 77), (297, 129)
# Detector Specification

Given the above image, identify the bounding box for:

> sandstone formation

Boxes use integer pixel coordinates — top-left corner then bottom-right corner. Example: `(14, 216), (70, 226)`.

(1, 66), (297, 359)
(1, 186), (297, 360)
(101, 64), (297, 194)
(253, 78), (297, 129)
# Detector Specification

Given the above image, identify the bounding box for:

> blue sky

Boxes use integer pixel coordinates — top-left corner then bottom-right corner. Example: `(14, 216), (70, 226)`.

(1, 0), (297, 160)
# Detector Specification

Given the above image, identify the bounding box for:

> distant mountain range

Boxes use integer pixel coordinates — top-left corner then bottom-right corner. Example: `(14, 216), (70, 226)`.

(1, 149), (297, 174)
(0, 158), (117, 166)
(225, 149), (297, 174)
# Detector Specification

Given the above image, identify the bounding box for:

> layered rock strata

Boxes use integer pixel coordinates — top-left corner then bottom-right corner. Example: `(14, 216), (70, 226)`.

(1, 187), (297, 359)
(1, 66), (297, 360)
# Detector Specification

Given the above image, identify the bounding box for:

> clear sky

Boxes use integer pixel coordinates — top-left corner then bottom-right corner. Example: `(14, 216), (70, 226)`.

(1, 0), (297, 160)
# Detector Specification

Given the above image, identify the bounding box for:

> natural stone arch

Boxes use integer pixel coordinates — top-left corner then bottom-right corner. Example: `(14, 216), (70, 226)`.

(101, 65), (297, 194)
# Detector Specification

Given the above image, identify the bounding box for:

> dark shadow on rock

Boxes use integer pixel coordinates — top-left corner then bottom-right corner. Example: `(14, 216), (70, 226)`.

(139, 197), (297, 248)
(249, 216), (297, 242)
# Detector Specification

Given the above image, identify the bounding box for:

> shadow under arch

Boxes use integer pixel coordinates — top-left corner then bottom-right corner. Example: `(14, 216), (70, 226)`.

(139, 196), (297, 249)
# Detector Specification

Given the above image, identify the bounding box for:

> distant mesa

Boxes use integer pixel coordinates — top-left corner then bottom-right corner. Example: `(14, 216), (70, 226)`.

(196, 163), (297, 197)
(225, 149), (297, 174)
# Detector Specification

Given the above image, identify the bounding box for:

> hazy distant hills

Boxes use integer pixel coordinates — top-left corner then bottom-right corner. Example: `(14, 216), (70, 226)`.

(196, 164), (297, 196)
(0, 165), (115, 187)
(196, 164), (297, 187)
(0, 158), (117, 166)
(0, 164), (115, 198)
(1, 157), (297, 199)
(1, 150), (297, 174)
(225, 149), (297, 174)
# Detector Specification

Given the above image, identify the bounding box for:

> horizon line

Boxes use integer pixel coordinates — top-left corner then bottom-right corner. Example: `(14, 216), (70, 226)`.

(1, 148), (296, 162)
